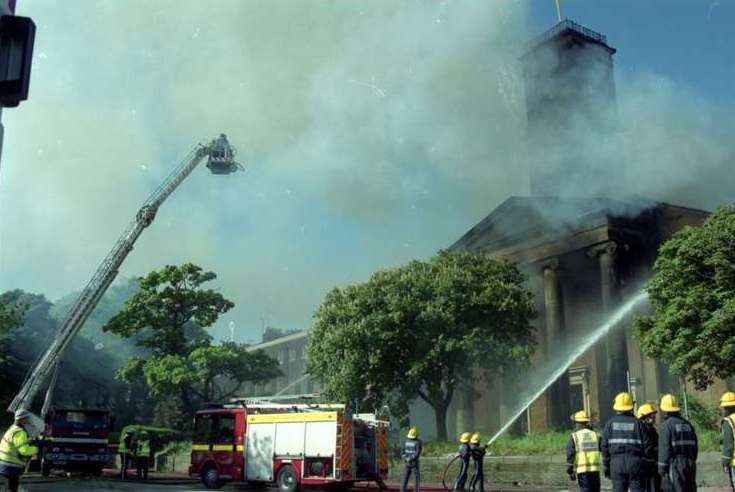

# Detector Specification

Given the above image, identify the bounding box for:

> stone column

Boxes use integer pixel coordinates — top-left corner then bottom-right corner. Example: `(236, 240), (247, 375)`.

(588, 241), (629, 422)
(542, 258), (569, 427)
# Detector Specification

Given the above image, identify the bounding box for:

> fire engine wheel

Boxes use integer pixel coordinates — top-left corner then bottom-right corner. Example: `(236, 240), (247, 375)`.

(201, 465), (224, 490)
(277, 464), (298, 492)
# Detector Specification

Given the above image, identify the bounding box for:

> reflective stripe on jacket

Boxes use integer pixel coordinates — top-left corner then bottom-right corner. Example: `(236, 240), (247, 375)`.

(658, 414), (698, 473)
(0, 425), (38, 467)
(572, 428), (601, 474)
(138, 439), (151, 456)
(724, 415), (735, 466)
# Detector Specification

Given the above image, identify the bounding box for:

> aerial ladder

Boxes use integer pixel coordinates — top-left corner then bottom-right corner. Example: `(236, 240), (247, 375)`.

(8, 134), (242, 435)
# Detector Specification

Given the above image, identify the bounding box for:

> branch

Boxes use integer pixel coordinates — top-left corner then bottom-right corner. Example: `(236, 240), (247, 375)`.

(219, 381), (242, 400)
(417, 388), (432, 405)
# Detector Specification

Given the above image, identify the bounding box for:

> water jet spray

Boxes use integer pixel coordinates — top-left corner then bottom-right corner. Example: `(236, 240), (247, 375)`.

(484, 289), (648, 448)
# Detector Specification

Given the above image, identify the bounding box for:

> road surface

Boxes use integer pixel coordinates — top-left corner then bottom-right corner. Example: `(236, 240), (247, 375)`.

(11, 474), (734, 491)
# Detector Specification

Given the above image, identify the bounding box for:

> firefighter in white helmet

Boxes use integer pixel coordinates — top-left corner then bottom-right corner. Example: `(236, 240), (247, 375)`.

(0, 409), (39, 492)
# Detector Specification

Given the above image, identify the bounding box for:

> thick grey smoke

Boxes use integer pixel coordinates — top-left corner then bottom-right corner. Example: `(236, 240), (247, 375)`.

(0, 1), (733, 344)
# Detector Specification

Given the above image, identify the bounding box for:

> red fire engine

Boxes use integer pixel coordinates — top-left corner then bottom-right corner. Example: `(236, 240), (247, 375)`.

(189, 401), (389, 490)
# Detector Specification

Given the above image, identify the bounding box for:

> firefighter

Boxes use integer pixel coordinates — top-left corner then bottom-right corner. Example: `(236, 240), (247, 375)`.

(658, 394), (697, 492)
(119, 429), (134, 480)
(601, 392), (654, 492)
(468, 432), (485, 492)
(636, 403), (660, 492)
(566, 410), (601, 492)
(453, 432), (472, 492)
(0, 409), (39, 492)
(401, 427), (422, 492)
(136, 430), (151, 480)
(721, 391), (735, 491)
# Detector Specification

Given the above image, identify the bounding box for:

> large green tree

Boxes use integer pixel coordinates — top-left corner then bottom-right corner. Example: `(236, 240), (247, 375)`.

(636, 207), (735, 389)
(308, 250), (536, 440)
(0, 299), (24, 335)
(105, 263), (281, 418)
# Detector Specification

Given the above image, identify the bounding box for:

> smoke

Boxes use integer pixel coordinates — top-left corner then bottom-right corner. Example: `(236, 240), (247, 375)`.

(0, 1), (733, 343)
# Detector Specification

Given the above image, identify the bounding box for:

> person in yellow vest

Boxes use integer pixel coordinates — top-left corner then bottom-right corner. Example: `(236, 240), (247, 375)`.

(136, 430), (151, 480)
(720, 391), (735, 491)
(636, 402), (660, 492)
(566, 410), (601, 492)
(0, 410), (39, 492)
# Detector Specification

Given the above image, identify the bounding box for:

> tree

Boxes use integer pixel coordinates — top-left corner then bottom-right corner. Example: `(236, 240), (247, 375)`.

(636, 206), (735, 389)
(308, 250), (536, 440)
(0, 298), (24, 335)
(104, 263), (281, 419)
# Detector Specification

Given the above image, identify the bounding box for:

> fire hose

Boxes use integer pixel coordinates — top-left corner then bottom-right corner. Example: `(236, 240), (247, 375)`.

(441, 443), (490, 492)
(441, 455), (460, 492)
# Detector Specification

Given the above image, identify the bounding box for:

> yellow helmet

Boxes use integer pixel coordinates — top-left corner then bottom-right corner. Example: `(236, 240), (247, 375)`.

(636, 402), (657, 419)
(470, 432), (480, 444)
(660, 394), (681, 413)
(720, 391), (735, 408)
(459, 432), (471, 444)
(407, 427), (418, 439)
(571, 410), (590, 423)
(613, 392), (635, 412)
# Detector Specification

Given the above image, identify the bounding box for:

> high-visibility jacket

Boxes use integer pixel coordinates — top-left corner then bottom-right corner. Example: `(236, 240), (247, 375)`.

(571, 428), (601, 474)
(0, 425), (38, 467)
(723, 414), (735, 466)
(137, 438), (151, 457)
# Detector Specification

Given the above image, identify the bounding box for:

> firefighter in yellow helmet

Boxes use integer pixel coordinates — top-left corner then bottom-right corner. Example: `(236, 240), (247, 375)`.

(601, 392), (654, 492)
(636, 403), (660, 492)
(401, 427), (422, 492)
(468, 433), (485, 492)
(566, 410), (601, 492)
(0, 410), (39, 492)
(658, 394), (697, 492)
(452, 432), (472, 492)
(719, 391), (735, 490)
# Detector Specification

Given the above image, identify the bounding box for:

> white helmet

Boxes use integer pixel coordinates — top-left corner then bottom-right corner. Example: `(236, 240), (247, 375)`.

(14, 409), (31, 421)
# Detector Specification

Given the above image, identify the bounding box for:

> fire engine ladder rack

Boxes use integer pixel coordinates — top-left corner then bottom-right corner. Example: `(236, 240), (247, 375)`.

(231, 394), (344, 412)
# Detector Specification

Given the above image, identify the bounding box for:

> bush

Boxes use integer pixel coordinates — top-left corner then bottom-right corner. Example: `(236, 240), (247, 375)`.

(678, 393), (720, 431)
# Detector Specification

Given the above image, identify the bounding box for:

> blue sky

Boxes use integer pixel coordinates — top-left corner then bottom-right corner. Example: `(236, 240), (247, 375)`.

(531, 0), (735, 106)
(1, 2), (733, 343)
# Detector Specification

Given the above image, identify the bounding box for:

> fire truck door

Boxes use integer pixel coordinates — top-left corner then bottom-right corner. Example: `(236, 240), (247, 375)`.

(212, 415), (236, 470)
(246, 423), (275, 481)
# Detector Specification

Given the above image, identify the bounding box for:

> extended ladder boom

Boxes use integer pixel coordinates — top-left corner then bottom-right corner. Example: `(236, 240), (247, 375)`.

(9, 135), (239, 415)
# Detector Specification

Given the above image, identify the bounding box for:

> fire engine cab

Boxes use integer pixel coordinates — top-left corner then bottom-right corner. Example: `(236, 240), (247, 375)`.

(189, 399), (389, 490)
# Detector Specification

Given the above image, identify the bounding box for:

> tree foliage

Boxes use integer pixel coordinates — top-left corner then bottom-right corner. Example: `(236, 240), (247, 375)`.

(0, 286), (147, 426)
(105, 263), (281, 418)
(308, 250), (536, 440)
(636, 207), (735, 389)
(0, 304), (23, 333)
